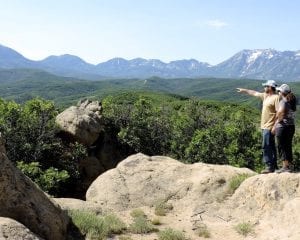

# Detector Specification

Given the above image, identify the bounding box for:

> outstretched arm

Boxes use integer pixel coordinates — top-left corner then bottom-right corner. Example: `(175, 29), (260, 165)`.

(236, 88), (260, 97)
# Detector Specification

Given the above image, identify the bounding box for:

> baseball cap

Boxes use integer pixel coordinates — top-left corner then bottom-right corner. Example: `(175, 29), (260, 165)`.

(262, 80), (277, 88)
(276, 84), (291, 94)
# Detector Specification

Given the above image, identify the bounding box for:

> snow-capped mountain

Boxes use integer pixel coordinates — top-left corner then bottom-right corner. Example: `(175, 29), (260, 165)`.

(0, 44), (300, 81)
(213, 49), (300, 81)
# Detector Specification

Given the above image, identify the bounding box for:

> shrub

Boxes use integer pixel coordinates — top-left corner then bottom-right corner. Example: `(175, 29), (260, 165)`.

(234, 222), (254, 236)
(102, 214), (127, 235)
(17, 161), (69, 194)
(130, 208), (146, 218)
(129, 216), (158, 234)
(0, 98), (86, 196)
(68, 210), (107, 239)
(158, 228), (186, 240)
(68, 210), (127, 239)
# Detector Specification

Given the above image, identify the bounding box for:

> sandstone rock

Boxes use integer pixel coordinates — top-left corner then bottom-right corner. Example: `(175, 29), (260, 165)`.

(0, 149), (69, 240)
(85, 153), (300, 239)
(228, 173), (300, 216)
(56, 99), (103, 146)
(86, 153), (255, 211)
(0, 217), (43, 240)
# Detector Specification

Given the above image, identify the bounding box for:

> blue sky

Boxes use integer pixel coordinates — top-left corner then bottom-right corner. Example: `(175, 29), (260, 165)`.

(0, 0), (299, 65)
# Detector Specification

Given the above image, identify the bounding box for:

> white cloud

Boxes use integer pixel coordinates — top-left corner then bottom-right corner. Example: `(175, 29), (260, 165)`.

(205, 19), (229, 29)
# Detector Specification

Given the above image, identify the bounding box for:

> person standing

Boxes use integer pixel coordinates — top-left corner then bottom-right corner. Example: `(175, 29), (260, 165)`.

(237, 80), (280, 173)
(272, 84), (296, 173)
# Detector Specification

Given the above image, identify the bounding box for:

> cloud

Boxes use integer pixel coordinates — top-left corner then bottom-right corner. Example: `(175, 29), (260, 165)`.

(205, 19), (229, 29)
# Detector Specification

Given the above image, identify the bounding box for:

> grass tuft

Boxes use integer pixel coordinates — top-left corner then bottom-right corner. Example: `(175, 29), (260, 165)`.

(102, 213), (127, 234)
(129, 216), (158, 234)
(234, 222), (254, 236)
(68, 210), (127, 239)
(68, 210), (107, 239)
(130, 208), (146, 218)
(158, 228), (186, 240)
(228, 173), (252, 194)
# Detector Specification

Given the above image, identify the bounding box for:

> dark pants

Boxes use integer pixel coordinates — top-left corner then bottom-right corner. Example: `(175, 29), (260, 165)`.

(262, 129), (277, 170)
(276, 125), (295, 162)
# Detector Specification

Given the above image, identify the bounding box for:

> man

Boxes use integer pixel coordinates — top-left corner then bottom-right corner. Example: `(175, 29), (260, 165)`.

(237, 80), (280, 173)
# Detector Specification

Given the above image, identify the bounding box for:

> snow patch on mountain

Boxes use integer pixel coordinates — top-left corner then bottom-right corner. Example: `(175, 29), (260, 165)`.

(247, 50), (263, 64)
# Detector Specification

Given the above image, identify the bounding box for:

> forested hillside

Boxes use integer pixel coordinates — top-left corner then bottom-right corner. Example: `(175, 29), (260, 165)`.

(1, 69), (300, 108)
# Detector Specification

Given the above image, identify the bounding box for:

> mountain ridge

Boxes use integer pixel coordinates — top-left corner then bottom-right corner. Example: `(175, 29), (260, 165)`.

(1, 44), (300, 81)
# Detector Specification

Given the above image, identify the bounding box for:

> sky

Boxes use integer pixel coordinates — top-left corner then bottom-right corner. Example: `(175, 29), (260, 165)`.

(0, 0), (300, 65)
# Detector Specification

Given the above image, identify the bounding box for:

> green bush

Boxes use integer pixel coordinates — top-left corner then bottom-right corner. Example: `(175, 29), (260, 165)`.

(158, 228), (186, 240)
(130, 209), (146, 218)
(0, 98), (86, 196)
(129, 216), (158, 234)
(102, 93), (264, 171)
(68, 210), (107, 239)
(68, 210), (126, 239)
(234, 222), (254, 236)
(17, 161), (69, 194)
(102, 214), (127, 234)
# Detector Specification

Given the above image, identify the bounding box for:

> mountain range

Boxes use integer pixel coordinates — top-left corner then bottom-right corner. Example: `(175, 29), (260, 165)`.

(1, 44), (300, 81)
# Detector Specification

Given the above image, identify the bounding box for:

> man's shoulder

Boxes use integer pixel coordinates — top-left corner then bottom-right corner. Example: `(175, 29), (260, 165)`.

(255, 92), (265, 98)
(265, 93), (279, 100)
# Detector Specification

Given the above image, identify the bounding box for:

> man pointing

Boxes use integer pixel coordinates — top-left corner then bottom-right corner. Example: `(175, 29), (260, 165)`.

(237, 80), (280, 173)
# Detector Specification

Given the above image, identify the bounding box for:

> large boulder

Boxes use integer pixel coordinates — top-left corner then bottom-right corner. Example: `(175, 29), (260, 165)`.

(85, 153), (300, 239)
(0, 146), (69, 240)
(56, 99), (103, 146)
(86, 153), (255, 211)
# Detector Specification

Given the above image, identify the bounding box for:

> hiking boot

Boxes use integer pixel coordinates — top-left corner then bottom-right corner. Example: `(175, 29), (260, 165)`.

(276, 167), (291, 173)
(261, 168), (275, 174)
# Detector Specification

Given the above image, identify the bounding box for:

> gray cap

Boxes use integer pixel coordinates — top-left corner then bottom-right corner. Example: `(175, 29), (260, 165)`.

(276, 84), (291, 94)
(262, 80), (277, 88)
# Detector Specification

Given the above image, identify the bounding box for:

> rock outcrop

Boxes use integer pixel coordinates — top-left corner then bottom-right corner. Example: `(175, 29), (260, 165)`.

(0, 140), (69, 240)
(85, 153), (300, 240)
(86, 153), (255, 211)
(56, 99), (103, 146)
(56, 100), (132, 196)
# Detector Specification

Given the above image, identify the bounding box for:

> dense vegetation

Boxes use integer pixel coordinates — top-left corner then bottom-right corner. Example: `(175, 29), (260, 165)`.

(0, 98), (86, 196)
(103, 92), (263, 170)
(1, 89), (300, 196)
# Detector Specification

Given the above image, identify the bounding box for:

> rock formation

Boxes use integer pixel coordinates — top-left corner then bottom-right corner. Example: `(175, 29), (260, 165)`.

(56, 100), (132, 196)
(84, 153), (300, 240)
(0, 136), (69, 240)
(56, 99), (103, 146)
(86, 153), (255, 211)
